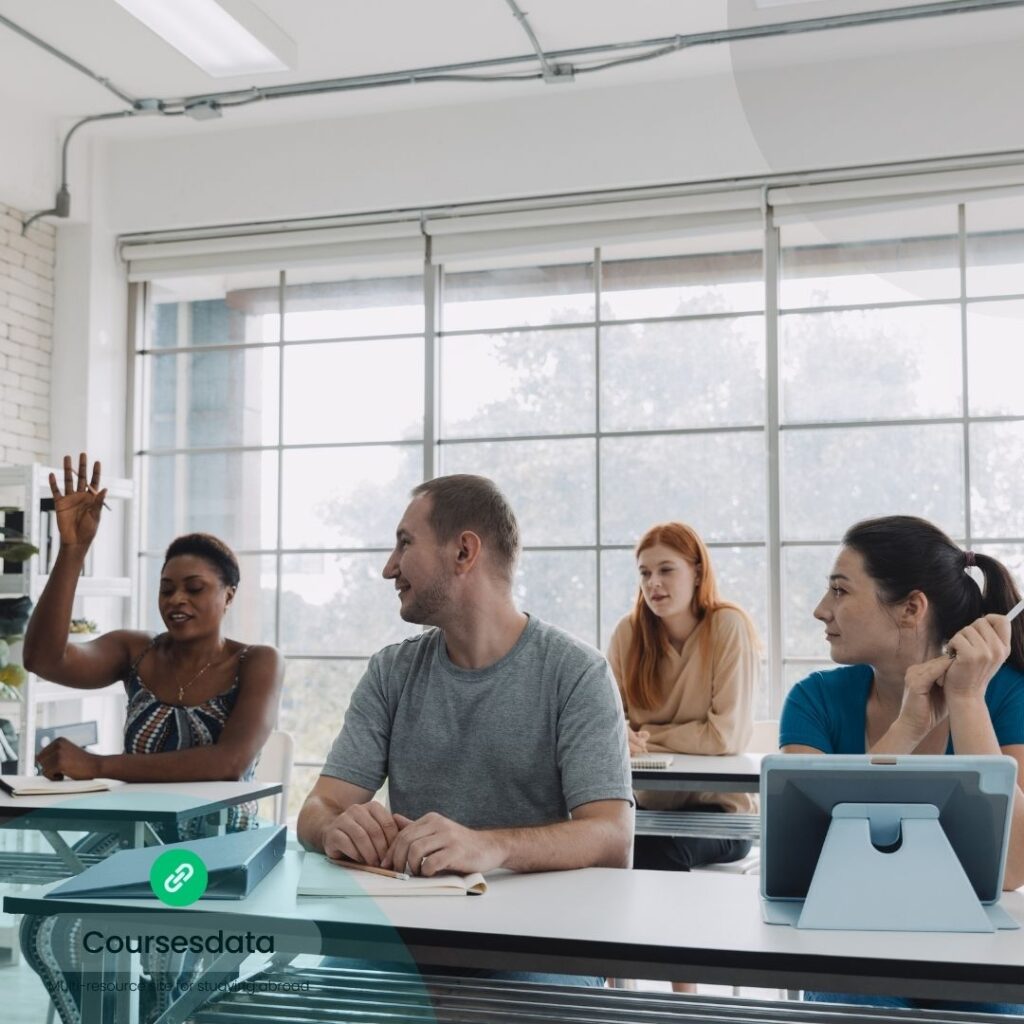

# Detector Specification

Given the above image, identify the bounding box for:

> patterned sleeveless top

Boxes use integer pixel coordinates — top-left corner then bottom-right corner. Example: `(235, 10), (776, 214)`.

(123, 635), (256, 834)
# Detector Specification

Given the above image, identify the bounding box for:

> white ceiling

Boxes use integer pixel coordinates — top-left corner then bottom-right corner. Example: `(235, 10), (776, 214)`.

(0, 0), (1022, 135)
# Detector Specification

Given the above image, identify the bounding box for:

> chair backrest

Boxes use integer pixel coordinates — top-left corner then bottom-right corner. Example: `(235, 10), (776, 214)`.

(253, 729), (294, 825)
(35, 720), (99, 754)
(748, 719), (780, 753)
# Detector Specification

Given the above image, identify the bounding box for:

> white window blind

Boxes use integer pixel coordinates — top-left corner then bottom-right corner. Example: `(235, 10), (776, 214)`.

(122, 220), (425, 281)
(768, 163), (1024, 225)
(423, 189), (765, 265)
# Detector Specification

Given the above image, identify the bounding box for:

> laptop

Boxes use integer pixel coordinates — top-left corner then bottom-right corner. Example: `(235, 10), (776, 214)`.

(46, 825), (286, 901)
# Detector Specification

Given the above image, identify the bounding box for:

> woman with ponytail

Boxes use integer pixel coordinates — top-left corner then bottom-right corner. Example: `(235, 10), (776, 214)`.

(607, 522), (760, 873)
(781, 514), (1024, 1013)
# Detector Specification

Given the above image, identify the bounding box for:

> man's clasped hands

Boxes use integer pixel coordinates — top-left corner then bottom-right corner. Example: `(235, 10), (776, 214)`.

(321, 801), (506, 877)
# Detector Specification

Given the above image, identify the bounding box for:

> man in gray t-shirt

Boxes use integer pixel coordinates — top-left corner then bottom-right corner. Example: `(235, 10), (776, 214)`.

(298, 474), (632, 879)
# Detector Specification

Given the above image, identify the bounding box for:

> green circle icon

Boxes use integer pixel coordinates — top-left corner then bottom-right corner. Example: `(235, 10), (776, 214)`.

(150, 848), (208, 906)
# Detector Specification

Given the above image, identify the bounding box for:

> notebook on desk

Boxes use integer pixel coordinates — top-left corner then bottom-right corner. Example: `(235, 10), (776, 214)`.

(630, 755), (674, 770)
(0, 775), (121, 797)
(46, 825), (286, 901)
(298, 853), (487, 897)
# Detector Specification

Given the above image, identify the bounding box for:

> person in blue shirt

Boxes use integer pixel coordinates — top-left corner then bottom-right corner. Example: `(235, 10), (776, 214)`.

(781, 514), (1024, 1016)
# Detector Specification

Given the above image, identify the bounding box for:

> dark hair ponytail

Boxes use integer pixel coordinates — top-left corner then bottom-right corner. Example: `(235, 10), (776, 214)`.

(973, 552), (1024, 670)
(843, 515), (1024, 673)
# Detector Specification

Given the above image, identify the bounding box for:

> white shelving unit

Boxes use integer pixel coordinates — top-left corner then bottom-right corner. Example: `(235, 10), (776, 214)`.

(0, 463), (135, 773)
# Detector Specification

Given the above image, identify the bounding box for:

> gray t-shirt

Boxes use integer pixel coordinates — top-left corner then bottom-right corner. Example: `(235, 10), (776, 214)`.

(322, 615), (632, 829)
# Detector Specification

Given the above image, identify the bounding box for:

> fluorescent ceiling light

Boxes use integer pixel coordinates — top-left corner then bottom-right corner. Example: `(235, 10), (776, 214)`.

(114, 0), (295, 77)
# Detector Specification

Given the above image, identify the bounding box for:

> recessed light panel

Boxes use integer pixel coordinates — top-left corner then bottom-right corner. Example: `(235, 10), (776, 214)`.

(114, 0), (295, 77)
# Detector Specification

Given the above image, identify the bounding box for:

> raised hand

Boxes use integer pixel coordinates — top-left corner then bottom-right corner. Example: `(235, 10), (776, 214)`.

(49, 453), (107, 551)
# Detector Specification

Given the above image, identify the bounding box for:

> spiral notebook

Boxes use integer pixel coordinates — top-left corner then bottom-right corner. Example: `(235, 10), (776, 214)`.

(630, 755), (674, 770)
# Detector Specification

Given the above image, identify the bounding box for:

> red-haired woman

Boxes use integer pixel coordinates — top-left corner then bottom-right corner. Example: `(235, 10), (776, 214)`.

(607, 521), (760, 873)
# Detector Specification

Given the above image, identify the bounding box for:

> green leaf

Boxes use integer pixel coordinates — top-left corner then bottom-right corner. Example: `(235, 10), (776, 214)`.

(0, 542), (39, 562)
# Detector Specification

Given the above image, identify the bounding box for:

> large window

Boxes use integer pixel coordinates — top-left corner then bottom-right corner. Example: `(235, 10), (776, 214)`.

(133, 191), (1024, 805)
(780, 198), (1024, 686)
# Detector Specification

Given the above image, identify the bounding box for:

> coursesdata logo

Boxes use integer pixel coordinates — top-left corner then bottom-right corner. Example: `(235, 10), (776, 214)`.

(150, 849), (208, 906)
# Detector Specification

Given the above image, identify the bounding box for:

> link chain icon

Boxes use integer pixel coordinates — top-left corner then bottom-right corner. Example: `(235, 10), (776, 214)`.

(150, 848), (209, 906)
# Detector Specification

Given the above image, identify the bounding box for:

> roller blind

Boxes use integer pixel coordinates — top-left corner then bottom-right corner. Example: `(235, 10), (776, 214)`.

(122, 220), (425, 281)
(120, 160), (1024, 281)
(423, 189), (765, 264)
(768, 164), (1024, 224)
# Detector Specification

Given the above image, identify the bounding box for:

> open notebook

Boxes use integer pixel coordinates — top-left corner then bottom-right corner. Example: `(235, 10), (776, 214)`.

(298, 853), (487, 897)
(0, 776), (121, 797)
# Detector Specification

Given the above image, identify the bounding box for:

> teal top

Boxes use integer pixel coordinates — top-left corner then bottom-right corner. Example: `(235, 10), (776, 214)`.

(780, 662), (1024, 753)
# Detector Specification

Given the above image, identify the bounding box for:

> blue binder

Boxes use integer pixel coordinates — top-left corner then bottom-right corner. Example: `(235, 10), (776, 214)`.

(45, 825), (286, 901)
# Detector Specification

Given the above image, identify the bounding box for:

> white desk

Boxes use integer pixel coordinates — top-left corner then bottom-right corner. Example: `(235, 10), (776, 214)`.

(0, 780), (282, 875)
(631, 753), (763, 794)
(8, 851), (1024, 1006)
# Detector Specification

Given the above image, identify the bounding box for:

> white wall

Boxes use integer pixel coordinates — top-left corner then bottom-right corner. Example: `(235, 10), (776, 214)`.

(0, 204), (54, 466)
(49, 219), (128, 478)
(94, 38), (1024, 232)
(0, 107), (61, 216)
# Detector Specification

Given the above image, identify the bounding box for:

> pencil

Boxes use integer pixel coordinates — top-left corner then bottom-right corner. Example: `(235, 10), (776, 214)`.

(75, 470), (112, 510)
(331, 858), (410, 881)
(86, 485), (112, 511)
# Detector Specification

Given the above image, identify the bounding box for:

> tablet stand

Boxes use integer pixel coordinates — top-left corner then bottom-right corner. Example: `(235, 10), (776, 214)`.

(797, 802), (996, 932)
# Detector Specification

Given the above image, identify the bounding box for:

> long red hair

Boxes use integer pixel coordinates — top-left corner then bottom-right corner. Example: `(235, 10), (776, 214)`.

(624, 522), (756, 711)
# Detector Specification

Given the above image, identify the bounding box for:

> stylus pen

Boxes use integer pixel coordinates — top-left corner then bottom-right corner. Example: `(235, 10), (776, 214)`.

(947, 597), (1024, 660)
(332, 859), (410, 881)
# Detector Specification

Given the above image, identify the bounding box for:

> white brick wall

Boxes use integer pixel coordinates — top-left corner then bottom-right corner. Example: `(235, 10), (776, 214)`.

(0, 203), (54, 465)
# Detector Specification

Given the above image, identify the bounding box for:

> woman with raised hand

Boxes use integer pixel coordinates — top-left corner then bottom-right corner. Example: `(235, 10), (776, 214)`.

(607, 521), (760, 872)
(781, 514), (1024, 1016)
(20, 453), (284, 1024)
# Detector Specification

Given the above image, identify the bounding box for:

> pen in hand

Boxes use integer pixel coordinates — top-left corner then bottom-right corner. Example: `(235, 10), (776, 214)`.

(330, 858), (410, 881)
(77, 472), (112, 511)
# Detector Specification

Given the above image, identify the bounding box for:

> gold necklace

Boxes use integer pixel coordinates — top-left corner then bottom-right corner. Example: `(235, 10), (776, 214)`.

(174, 646), (224, 703)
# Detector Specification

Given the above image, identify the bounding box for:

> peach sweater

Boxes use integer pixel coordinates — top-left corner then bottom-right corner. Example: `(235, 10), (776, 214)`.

(607, 606), (756, 814)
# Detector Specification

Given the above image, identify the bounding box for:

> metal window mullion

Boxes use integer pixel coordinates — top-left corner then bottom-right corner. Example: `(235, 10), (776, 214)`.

(141, 541), (772, 557)
(438, 308), (764, 336)
(274, 270), (286, 657)
(134, 404), (1024, 457)
(764, 202), (784, 716)
(959, 204), (973, 546)
(139, 331), (425, 356)
(440, 424), (765, 446)
(424, 241), (440, 480)
(779, 294), (962, 317)
(173, 304), (191, 537)
(967, 291), (1024, 307)
(778, 414), (1020, 432)
(594, 247), (603, 647)
(139, 545), (397, 557)
(138, 438), (425, 457)
(127, 282), (147, 629)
